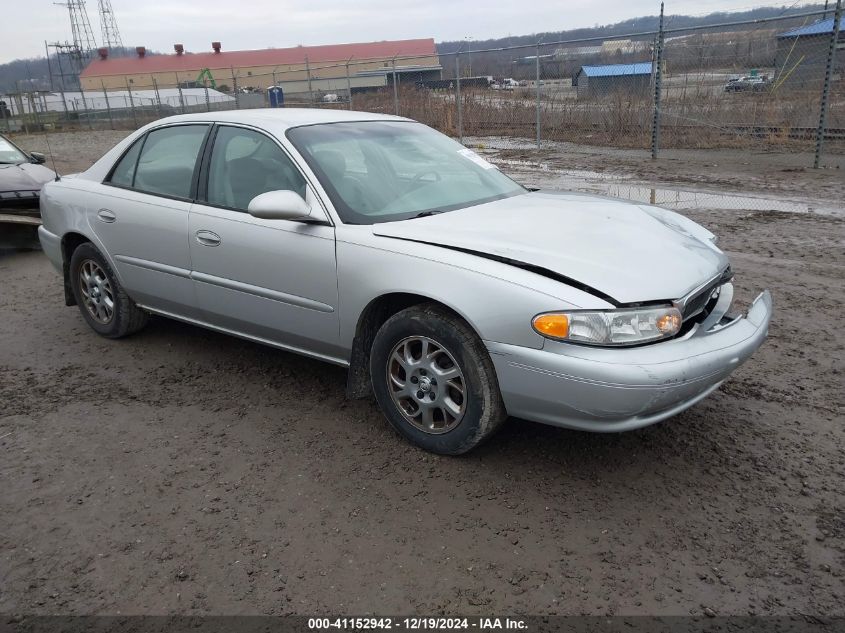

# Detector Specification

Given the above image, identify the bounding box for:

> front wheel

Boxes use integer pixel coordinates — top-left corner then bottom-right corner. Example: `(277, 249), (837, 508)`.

(369, 304), (507, 455)
(69, 242), (148, 338)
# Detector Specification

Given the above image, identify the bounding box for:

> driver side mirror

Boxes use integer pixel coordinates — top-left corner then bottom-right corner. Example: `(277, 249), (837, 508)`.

(30, 152), (46, 164)
(248, 190), (317, 221)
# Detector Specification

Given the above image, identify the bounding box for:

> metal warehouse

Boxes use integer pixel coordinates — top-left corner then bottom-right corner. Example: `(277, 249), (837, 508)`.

(79, 39), (442, 97)
(572, 62), (653, 99)
(775, 16), (844, 89)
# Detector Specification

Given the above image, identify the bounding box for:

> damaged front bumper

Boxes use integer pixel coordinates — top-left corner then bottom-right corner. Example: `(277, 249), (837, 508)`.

(487, 286), (772, 432)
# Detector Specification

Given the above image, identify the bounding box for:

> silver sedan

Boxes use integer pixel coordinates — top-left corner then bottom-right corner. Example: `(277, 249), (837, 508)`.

(38, 110), (772, 454)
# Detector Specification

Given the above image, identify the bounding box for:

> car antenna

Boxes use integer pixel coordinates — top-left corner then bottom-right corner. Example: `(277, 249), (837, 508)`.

(41, 130), (61, 181)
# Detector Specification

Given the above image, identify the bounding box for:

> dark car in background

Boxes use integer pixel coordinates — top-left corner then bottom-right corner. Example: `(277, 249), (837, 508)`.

(724, 75), (770, 93)
(1, 134), (56, 223)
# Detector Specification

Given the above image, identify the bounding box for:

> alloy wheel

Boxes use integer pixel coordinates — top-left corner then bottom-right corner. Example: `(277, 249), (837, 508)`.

(386, 336), (467, 434)
(78, 259), (115, 324)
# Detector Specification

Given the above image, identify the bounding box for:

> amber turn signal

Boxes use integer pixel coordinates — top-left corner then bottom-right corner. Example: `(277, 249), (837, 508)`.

(532, 313), (570, 339)
(656, 312), (682, 334)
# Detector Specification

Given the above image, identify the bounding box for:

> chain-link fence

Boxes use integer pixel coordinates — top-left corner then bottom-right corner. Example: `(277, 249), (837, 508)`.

(2, 3), (842, 169)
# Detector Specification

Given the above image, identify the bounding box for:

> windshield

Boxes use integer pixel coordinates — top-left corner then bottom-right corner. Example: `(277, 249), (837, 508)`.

(287, 121), (525, 224)
(0, 136), (29, 164)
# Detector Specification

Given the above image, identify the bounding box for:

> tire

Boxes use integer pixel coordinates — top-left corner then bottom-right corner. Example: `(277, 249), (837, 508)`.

(369, 303), (507, 455)
(69, 242), (148, 338)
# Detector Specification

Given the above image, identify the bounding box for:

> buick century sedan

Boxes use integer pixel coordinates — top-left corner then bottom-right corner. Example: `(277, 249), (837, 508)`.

(38, 110), (772, 454)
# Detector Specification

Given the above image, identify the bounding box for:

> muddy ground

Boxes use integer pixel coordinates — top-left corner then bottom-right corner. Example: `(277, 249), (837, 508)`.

(1, 130), (843, 616)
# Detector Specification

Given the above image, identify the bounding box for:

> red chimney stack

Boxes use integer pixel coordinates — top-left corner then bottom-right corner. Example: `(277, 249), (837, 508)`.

(136, 46), (146, 58)
(174, 44), (184, 55)
(212, 41), (221, 53)
(98, 47), (108, 60)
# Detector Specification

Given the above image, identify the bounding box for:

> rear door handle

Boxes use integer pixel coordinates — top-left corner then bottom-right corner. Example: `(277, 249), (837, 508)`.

(97, 208), (116, 223)
(195, 230), (221, 247)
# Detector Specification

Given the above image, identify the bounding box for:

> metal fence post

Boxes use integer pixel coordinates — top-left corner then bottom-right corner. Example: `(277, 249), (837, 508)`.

(124, 78), (137, 128)
(346, 58), (353, 110)
(535, 44), (541, 150)
(455, 54), (463, 143)
(102, 80), (114, 129)
(176, 72), (186, 114)
(15, 84), (30, 135)
(392, 57), (399, 115)
(28, 92), (42, 131)
(0, 97), (8, 132)
(650, 1), (665, 159)
(231, 68), (240, 109)
(305, 57), (313, 104)
(152, 77), (162, 116)
(59, 88), (69, 126)
(79, 85), (93, 130)
(814, 0), (842, 168)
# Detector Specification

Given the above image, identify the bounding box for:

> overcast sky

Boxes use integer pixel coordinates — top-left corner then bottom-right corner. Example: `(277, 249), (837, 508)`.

(4, 0), (813, 63)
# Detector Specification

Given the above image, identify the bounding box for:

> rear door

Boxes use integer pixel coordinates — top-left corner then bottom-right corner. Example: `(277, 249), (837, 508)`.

(187, 124), (342, 361)
(89, 123), (210, 316)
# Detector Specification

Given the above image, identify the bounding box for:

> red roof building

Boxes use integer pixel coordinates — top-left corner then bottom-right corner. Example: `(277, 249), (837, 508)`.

(80, 38), (440, 91)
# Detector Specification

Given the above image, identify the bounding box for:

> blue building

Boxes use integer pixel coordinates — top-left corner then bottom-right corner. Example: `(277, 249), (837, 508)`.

(573, 62), (653, 99)
(775, 16), (844, 89)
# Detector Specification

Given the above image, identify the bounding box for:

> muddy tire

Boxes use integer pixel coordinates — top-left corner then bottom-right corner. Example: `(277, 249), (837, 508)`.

(370, 303), (507, 455)
(69, 242), (148, 338)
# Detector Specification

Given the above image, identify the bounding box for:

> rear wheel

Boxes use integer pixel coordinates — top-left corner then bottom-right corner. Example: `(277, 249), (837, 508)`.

(370, 304), (506, 455)
(69, 242), (148, 338)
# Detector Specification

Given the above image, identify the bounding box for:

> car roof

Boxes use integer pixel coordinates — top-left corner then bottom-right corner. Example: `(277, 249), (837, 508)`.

(150, 108), (410, 131)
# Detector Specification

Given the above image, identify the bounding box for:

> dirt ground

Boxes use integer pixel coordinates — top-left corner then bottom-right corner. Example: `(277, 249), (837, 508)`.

(1, 129), (843, 617)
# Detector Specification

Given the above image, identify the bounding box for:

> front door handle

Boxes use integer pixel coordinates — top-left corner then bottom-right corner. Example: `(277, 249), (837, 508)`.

(195, 230), (221, 247)
(97, 208), (116, 223)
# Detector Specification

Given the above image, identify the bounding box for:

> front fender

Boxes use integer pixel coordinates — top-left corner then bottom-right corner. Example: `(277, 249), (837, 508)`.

(336, 228), (614, 353)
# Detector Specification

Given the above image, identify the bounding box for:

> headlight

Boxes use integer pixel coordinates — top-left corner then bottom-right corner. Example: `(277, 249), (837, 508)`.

(532, 306), (682, 346)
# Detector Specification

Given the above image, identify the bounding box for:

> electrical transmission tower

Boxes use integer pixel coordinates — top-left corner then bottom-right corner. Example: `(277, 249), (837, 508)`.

(55, 0), (98, 54)
(98, 0), (123, 50)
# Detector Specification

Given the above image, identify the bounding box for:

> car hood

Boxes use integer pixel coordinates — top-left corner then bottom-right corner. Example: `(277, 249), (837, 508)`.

(371, 191), (729, 304)
(0, 162), (56, 192)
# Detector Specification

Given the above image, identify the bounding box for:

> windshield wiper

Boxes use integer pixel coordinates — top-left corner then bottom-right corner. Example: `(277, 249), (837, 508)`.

(411, 210), (443, 219)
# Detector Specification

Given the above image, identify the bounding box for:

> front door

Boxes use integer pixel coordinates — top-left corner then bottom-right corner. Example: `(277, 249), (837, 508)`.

(187, 125), (341, 362)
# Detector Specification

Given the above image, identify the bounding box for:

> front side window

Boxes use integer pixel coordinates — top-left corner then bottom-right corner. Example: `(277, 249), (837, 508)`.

(287, 121), (525, 224)
(206, 126), (306, 211)
(133, 125), (208, 199)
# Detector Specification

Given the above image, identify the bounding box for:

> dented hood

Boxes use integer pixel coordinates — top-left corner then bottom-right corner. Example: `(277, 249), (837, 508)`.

(371, 191), (729, 304)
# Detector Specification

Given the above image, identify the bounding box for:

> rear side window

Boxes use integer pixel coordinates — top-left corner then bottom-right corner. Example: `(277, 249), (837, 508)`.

(108, 137), (144, 187)
(133, 125), (208, 199)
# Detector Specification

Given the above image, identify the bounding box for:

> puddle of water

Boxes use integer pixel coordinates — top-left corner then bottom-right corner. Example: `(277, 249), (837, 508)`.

(493, 160), (844, 218)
